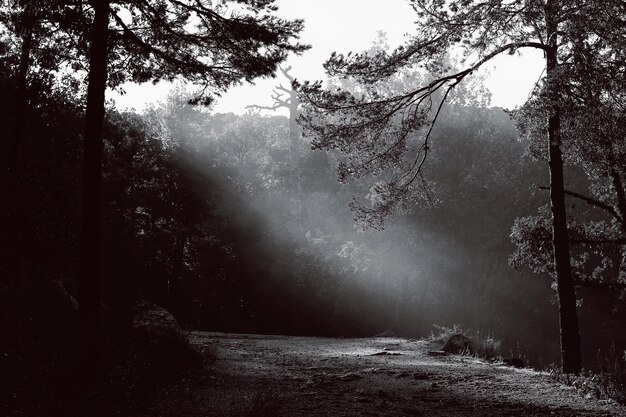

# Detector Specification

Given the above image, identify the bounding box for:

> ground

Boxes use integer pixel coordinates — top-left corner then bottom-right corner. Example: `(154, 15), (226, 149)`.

(147, 332), (626, 416)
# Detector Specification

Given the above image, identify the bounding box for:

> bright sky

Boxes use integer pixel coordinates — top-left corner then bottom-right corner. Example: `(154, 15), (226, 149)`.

(110, 0), (545, 114)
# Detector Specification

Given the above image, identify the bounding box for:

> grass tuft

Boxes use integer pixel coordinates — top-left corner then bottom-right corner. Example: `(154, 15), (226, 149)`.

(549, 347), (626, 405)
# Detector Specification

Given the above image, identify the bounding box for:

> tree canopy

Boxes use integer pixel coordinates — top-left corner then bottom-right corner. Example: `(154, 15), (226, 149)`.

(0, 0), (309, 377)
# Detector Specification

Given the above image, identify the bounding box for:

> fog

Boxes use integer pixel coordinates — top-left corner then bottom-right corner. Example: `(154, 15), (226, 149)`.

(135, 87), (564, 367)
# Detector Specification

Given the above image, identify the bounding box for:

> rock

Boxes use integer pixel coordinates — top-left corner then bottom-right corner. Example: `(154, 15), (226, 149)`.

(502, 358), (525, 368)
(427, 350), (448, 356)
(131, 299), (185, 342)
(129, 300), (203, 371)
(441, 334), (474, 355)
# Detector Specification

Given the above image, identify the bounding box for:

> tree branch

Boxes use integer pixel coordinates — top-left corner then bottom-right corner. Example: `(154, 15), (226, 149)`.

(246, 103), (282, 111)
(404, 79), (459, 186)
(111, 11), (229, 76)
(279, 65), (294, 82)
(539, 186), (623, 222)
(276, 84), (291, 94)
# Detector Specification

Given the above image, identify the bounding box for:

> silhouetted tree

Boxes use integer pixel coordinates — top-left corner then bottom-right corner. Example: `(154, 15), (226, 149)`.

(511, 6), (626, 298)
(247, 65), (305, 231)
(75, 0), (307, 371)
(0, 0), (88, 282)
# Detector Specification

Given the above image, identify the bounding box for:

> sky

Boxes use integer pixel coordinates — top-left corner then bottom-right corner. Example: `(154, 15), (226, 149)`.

(110, 0), (546, 115)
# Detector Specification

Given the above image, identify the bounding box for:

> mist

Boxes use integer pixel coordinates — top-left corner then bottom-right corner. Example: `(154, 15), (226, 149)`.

(129, 88), (624, 370)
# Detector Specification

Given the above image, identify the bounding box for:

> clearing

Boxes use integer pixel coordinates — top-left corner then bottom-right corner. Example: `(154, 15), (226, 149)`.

(148, 332), (626, 416)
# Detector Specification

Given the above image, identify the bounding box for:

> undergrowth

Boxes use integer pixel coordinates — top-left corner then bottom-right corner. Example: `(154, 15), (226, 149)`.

(0, 280), (206, 417)
(549, 347), (626, 405)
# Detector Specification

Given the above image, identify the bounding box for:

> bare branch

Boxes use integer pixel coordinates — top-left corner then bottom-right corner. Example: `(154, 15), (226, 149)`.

(276, 84), (291, 94)
(279, 65), (294, 81)
(246, 103), (282, 111)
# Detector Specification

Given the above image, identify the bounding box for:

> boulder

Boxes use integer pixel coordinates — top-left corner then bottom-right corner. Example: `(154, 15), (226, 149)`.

(127, 300), (202, 378)
(441, 334), (474, 355)
(131, 300), (184, 342)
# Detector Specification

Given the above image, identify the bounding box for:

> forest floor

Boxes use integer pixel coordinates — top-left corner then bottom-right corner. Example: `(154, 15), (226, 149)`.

(146, 332), (626, 417)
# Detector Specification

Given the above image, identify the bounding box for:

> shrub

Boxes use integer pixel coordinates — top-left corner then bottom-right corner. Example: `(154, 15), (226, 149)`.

(474, 333), (502, 360)
(429, 324), (502, 360)
(594, 347), (626, 404)
(549, 347), (626, 405)
(428, 323), (465, 345)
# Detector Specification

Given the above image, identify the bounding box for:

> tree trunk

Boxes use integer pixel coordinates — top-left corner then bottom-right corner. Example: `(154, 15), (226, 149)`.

(79, 0), (109, 374)
(545, 2), (582, 374)
(11, 4), (33, 159)
(609, 169), (626, 235)
(3, 4), (34, 282)
(288, 100), (304, 233)
(282, 69), (304, 235)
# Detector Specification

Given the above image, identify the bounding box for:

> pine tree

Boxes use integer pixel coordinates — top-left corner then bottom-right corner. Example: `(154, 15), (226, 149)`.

(67, 0), (307, 373)
(299, 0), (625, 373)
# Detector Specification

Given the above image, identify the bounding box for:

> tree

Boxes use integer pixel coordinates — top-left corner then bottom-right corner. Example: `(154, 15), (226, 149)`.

(0, 0), (86, 159)
(247, 65), (306, 232)
(0, 0), (88, 282)
(298, 0), (625, 374)
(511, 5), (626, 299)
(74, 0), (307, 370)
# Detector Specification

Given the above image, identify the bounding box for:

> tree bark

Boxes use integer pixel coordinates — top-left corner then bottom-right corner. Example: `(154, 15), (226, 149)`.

(11, 3), (34, 163)
(609, 169), (626, 235)
(280, 67), (304, 234)
(3, 3), (34, 282)
(545, 2), (581, 374)
(79, 0), (109, 374)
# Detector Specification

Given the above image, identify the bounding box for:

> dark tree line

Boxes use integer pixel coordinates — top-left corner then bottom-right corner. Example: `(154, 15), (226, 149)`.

(2, 0), (307, 377)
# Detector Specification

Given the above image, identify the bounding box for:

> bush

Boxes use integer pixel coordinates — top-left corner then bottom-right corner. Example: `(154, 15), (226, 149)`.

(428, 323), (465, 345)
(549, 347), (626, 405)
(474, 333), (502, 360)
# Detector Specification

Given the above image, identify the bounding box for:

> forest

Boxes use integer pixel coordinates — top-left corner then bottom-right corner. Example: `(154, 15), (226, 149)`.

(1, 1), (626, 416)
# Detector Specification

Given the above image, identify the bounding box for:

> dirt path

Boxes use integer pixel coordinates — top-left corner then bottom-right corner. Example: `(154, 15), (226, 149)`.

(149, 332), (626, 416)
